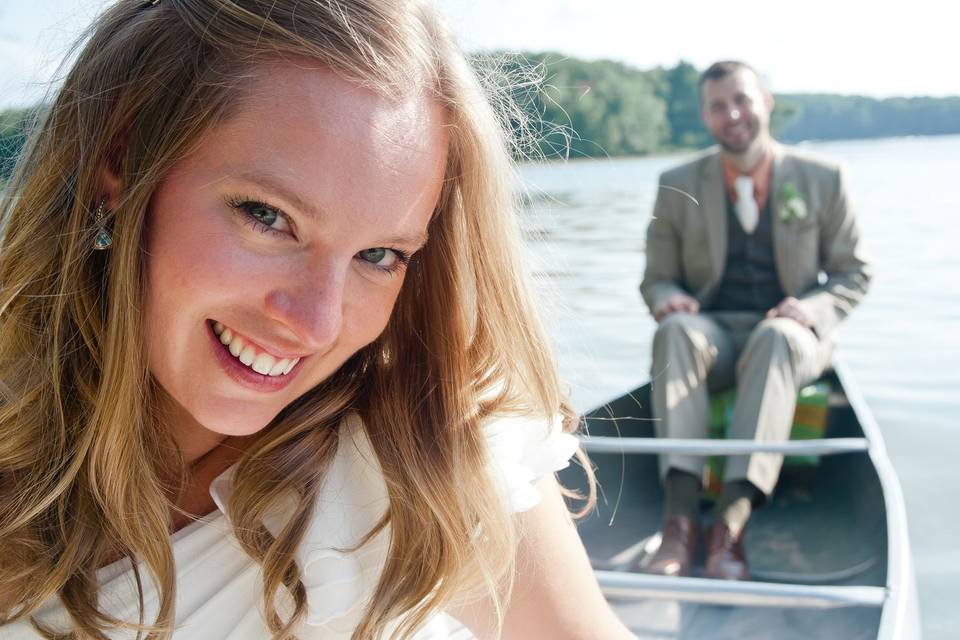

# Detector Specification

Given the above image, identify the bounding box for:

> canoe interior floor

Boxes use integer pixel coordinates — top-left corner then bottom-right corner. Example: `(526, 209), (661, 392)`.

(559, 389), (889, 639)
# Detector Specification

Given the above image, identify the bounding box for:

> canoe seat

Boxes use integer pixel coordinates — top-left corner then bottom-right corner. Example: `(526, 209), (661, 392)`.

(703, 379), (832, 498)
(577, 436), (868, 456)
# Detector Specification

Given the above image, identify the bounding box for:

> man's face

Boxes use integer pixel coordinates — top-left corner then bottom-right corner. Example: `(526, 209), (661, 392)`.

(700, 68), (774, 155)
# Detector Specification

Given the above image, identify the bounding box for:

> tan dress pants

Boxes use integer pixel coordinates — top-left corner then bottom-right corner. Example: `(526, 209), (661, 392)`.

(650, 311), (832, 496)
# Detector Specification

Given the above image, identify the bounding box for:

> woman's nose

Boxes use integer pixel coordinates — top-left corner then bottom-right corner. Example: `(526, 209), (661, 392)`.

(263, 259), (346, 352)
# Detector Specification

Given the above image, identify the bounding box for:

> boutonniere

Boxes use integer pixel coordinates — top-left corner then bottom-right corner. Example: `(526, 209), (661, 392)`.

(778, 182), (808, 223)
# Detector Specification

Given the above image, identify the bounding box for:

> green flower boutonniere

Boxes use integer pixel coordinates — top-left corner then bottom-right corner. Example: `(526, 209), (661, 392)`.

(778, 182), (808, 223)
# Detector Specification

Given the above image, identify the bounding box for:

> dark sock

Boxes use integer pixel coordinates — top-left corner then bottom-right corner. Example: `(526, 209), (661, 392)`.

(716, 480), (763, 535)
(664, 469), (701, 523)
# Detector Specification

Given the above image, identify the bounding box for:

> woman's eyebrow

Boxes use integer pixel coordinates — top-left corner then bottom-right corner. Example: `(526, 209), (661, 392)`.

(382, 229), (430, 249)
(231, 170), (325, 221)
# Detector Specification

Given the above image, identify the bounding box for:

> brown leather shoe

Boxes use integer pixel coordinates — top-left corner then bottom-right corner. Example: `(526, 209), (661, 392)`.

(704, 521), (750, 580)
(641, 515), (699, 577)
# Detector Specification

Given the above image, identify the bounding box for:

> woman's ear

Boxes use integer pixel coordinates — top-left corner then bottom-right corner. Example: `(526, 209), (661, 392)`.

(99, 162), (121, 210)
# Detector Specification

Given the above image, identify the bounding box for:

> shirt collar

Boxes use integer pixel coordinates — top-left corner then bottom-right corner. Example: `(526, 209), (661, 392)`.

(721, 147), (774, 211)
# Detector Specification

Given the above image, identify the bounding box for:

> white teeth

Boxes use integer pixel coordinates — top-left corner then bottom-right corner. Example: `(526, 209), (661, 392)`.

(269, 358), (290, 376)
(251, 352), (276, 375)
(213, 321), (303, 377)
(228, 336), (244, 357)
(238, 345), (256, 366)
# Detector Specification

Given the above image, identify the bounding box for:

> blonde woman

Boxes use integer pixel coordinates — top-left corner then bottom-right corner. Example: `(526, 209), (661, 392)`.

(0, 1), (633, 639)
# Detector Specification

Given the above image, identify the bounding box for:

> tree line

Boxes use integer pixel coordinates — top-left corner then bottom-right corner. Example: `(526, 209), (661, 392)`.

(495, 53), (960, 160)
(3, 54), (960, 183)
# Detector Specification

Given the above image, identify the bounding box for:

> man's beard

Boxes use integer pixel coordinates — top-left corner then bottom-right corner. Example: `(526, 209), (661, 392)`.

(715, 120), (759, 154)
(717, 131), (757, 154)
(719, 140), (752, 154)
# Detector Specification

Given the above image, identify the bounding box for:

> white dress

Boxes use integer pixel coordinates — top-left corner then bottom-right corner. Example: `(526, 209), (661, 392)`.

(6, 413), (578, 639)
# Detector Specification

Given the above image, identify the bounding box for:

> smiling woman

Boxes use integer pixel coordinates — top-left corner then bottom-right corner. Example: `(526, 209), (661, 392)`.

(0, 1), (632, 640)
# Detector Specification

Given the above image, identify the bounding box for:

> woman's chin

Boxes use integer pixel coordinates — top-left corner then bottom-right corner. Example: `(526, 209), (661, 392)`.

(190, 407), (278, 439)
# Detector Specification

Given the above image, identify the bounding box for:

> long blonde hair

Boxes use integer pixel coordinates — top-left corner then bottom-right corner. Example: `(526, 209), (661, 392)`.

(0, 1), (589, 638)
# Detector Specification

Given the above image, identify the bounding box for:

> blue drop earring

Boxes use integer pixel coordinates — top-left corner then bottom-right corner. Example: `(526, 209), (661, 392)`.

(92, 199), (112, 251)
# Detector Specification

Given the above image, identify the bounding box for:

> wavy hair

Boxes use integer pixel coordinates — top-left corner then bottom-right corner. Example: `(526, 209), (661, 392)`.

(0, 1), (591, 638)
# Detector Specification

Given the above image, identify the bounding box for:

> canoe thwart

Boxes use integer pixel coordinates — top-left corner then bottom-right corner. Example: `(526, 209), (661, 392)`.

(579, 436), (870, 456)
(596, 571), (887, 609)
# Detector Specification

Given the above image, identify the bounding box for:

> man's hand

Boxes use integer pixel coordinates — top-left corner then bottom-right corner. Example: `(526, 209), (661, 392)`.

(654, 293), (700, 322)
(766, 296), (813, 329)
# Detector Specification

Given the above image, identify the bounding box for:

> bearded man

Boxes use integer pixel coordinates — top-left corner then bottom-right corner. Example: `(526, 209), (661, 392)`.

(639, 60), (871, 580)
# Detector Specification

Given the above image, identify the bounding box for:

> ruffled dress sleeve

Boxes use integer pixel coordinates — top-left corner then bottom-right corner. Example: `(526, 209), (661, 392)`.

(482, 413), (580, 513)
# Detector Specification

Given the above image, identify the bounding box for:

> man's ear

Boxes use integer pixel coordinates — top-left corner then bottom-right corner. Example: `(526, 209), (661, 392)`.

(99, 162), (121, 210)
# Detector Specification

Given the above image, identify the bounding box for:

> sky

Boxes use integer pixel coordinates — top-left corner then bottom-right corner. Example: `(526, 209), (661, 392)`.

(1, 0), (958, 110)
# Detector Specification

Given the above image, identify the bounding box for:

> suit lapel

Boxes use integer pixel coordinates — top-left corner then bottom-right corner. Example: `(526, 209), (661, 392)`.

(770, 143), (794, 294)
(700, 152), (727, 286)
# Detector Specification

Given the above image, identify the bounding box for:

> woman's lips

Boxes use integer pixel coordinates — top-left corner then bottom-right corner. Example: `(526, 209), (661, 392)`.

(212, 320), (302, 374)
(206, 321), (304, 392)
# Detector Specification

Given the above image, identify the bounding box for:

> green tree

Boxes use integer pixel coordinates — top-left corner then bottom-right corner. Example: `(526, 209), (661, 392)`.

(662, 61), (710, 148)
(492, 52), (669, 159)
(0, 108), (30, 184)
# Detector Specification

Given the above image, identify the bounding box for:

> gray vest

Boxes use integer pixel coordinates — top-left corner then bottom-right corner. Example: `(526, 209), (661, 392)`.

(707, 197), (785, 312)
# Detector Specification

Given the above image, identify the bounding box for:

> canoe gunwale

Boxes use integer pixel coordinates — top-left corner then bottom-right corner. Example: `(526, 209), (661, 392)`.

(830, 359), (921, 639)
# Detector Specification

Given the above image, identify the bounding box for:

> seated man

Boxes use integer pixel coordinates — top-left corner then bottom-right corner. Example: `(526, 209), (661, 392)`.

(639, 61), (871, 580)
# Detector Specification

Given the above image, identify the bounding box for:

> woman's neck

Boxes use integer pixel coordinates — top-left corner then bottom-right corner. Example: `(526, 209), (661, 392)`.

(171, 436), (253, 532)
(158, 397), (259, 530)
(158, 395), (229, 464)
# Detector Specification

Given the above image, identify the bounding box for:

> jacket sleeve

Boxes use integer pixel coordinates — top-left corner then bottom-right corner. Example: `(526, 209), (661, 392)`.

(639, 177), (691, 315)
(796, 166), (872, 337)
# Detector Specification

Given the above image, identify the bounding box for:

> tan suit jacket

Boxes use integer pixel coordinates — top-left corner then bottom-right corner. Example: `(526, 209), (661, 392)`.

(640, 144), (872, 338)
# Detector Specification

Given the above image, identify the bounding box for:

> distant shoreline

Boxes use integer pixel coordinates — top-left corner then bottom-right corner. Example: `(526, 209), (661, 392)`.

(518, 132), (960, 166)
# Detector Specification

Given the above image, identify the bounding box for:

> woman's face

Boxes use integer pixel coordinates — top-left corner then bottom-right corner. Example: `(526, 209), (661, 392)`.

(143, 62), (447, 441)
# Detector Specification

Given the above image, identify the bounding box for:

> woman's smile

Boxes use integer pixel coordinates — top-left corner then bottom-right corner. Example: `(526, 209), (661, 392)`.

(209, 320), (304, 385)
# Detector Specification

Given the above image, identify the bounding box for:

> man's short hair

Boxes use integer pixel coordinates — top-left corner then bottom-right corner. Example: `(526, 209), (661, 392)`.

(698, 60), (764, 104)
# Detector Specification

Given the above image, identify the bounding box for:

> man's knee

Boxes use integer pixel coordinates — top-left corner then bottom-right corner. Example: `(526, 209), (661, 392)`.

(654, 313), (707, 348)
(746, 318), (802, 349)
(740, 318), (811, 370)
(652, 313), (721, 375)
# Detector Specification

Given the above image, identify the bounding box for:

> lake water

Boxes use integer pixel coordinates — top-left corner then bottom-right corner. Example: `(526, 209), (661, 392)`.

(517, 135), (960, 639)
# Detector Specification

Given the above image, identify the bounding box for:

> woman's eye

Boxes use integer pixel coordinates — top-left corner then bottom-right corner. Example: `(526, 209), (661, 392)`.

(228, 198), (293, 236)
(248, 203), (278, 226)
(357, 247), (409, 273)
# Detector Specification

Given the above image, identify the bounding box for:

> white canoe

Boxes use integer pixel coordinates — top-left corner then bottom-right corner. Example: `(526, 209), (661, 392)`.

(559, 358), (922, 639)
